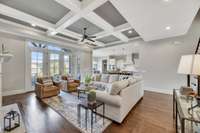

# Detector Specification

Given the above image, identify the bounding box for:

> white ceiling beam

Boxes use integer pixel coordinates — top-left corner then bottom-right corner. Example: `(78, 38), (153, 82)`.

(55, 0), (108, 31)
(55, 11), (74, 27)
(54, 0), (81, 12)
(85, 12), (129, 42)
(112, 32), (129, 42)
(84, 12), (113, 30)
(0, 4), (82, 41)
(0, 4), (55, 30)
(114, 23), (132, 32)
(61, 30), (82, 38)
(94, 41), (105, 47)
(0, 20), (93, 51)
(95, 23), (132, 39)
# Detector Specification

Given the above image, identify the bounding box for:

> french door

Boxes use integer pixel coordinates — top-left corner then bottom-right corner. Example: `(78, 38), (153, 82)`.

(49, 53), (60, 76)
(31, 51), (43, 86)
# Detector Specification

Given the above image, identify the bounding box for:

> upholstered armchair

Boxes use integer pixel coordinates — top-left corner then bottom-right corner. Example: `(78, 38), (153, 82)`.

(35, 77), (61, 99)
(62, 75), (80, 92)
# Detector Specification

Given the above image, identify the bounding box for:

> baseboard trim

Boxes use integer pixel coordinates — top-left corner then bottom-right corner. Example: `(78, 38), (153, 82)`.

(144, 87), (173, 95)
(3, 89), (27, 96)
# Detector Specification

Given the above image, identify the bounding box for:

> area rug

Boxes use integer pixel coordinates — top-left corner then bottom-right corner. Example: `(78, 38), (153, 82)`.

(42, 92), (112, 133)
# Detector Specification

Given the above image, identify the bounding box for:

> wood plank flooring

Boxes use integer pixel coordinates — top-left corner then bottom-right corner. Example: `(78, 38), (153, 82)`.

(3, 91), (175, 133)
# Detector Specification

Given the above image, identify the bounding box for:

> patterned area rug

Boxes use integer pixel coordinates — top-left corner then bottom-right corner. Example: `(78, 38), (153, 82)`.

(42, 92), (112, 133)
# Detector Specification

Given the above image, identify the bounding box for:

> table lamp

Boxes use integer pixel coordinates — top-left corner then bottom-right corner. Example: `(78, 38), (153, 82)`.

(178, 54), (200, 110)
(178, 54), (200, 94)
(178, 55), (192, 87)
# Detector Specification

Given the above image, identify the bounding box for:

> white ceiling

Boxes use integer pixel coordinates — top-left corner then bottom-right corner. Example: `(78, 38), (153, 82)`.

(110, 0), (200, 41)
(0, 0), (199, 48)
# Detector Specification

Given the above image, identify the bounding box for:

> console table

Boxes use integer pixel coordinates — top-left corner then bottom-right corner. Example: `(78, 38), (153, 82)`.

(173, 89), (200, 133)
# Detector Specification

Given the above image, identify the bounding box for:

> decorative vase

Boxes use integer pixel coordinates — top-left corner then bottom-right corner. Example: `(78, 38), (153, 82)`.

(87, 89), (96, 104)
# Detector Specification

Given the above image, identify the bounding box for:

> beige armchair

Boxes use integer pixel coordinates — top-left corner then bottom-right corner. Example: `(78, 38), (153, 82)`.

(62, 75), (80, 92)
(35, 77), (60, 99)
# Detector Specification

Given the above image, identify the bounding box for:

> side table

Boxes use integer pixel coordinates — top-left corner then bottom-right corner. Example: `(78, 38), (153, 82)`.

(77, 100), (105, 133)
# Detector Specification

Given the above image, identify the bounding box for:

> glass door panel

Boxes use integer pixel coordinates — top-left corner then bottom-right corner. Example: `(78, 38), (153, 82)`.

(31, 52), (43, 86)
(50, 53), (59, 76)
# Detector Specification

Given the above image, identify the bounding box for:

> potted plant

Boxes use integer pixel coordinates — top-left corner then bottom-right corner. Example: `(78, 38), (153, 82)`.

(84, 74), (92, 86)
(87, 89), (96, 104)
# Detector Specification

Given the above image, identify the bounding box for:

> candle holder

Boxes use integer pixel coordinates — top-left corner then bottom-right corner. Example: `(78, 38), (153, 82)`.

(4, 110), (20, 131)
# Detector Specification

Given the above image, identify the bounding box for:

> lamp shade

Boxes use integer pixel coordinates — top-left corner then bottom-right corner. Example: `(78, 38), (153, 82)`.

(178, 54), (200, 75)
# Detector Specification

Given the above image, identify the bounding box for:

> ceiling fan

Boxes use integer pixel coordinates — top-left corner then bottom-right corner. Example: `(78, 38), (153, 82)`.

(81, 28), (96, 42)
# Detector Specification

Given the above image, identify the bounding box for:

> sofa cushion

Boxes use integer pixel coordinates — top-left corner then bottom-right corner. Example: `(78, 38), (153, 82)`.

(41, 77), (53, 86)
(92, 81), (112, 92)
(110, 80), (129, 95)
(100, 74), (109, 83)
(96, 90), (122, 107)
(108, 74), (119, 83)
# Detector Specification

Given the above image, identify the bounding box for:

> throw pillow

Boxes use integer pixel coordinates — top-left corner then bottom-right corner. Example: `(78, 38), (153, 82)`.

(108, 74), (119, 83)
(43, 79), (53, 86)
(110, 80), (129, 95)
(128, 78), (137, 85)
(101, 74), (109, 83)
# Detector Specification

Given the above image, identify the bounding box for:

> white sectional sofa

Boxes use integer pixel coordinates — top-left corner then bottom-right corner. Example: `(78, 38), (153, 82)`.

(92, 74), (144, 123)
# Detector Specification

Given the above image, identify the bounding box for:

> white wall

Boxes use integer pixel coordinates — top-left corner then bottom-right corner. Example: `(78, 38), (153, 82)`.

(0, 35), (93, 96)
(93, 11), (200, 94)
(79, 51), (92, 82)
(0, 36), (26, 96)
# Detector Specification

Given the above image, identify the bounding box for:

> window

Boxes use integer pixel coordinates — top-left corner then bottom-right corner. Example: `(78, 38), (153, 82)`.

(64, 55), (70, 74)
(50, 53), (59, 76)
(31, 52), (43, 86)
(93, 61), (98, 71)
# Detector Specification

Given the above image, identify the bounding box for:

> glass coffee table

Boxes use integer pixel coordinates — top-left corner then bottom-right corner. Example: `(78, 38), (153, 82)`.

(77, 100), (105, 133)
(77, 84), (97, 99)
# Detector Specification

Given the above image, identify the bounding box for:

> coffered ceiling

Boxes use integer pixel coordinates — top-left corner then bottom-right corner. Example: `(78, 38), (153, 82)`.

(0, 0), (199, 48)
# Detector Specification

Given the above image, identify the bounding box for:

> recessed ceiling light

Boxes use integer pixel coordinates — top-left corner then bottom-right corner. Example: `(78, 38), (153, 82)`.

(163, 0), (169, 2)
(128, 30), (133, 34)
(165, 26), (171, 30)
(31, 23), (36, 27)
(50, 31), (58, 36)
(47, 30), (58, 36)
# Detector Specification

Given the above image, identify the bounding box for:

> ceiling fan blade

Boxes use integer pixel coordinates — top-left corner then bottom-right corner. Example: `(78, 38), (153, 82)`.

(87, 38), (95, 42)
(88, 36), (96, 38)
(32, 42), (38, 47)
(42, 45), (47, 48)
(83, 28), (87, 35)
(81, 38), (85, 42)
(39, 43), (42, 48)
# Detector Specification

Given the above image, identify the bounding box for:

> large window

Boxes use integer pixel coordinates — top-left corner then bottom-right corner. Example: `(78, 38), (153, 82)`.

(64, 55), (70, 74)
(31, 52), (43, 85)
(50, 53), (59, 76)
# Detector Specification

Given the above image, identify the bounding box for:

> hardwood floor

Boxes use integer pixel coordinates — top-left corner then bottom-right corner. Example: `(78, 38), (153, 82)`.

(3, 91), (175, 133)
